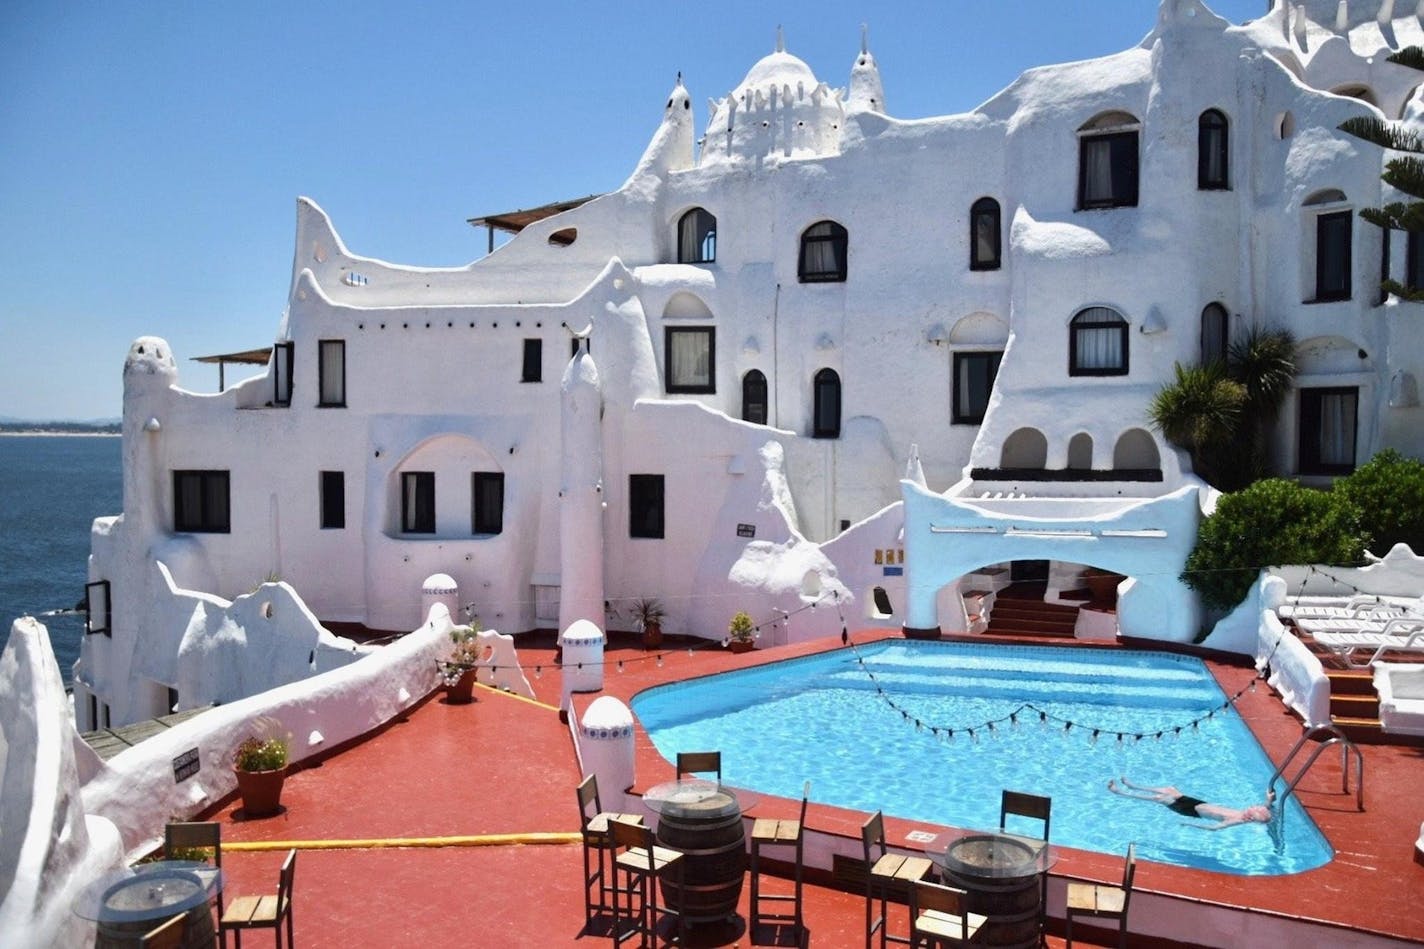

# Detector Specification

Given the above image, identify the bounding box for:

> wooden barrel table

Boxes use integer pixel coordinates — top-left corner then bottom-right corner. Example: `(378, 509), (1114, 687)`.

(654, 788), (747, 923)
(940, 833), (1044, 949)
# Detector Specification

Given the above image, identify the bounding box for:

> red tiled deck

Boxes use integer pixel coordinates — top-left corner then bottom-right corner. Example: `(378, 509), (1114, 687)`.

(198, 630), (1424, 948)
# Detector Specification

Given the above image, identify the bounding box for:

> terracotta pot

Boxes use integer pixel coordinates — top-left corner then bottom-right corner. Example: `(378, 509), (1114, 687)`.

(234, 765), (287, 817)
(642, 622), (663, 649)
(727, 639), (756, 654)
(446, 667), (478, 704)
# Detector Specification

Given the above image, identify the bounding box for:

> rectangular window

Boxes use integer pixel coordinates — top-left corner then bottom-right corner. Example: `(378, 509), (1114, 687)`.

(472, 472), (504, 535)
(401, 472), (435, 533)
(1078, 131), (1139, 209)
(173, 470), (230, 533)
(629, 474), (665, 539)
(318, 340), (346, 406)
(273, 341), (294, 407)
(1407, 231), (1424, 292)
(571, 337), (590, 359)
(952, 352), (1003, 424)
(665, 327), (715, 394)
(1379, 227), (1392, 306)
(1298, 387), (1358, 475)
(521, 339), (542, 382)
(1315, 211), (1352, 302)
(85, 580), (111, 636)
(320, 471), (345, 529)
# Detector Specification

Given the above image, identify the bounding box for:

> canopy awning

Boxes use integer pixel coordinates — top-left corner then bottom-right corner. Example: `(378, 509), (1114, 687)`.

(467, 194), (601, 249)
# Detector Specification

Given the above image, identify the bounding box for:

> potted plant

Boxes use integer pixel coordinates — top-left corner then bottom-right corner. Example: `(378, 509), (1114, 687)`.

(437, 624), (485, 704)
(632, 599), (665, 649)
(232, 728), (290, 818)
(726, 610), (757, 653)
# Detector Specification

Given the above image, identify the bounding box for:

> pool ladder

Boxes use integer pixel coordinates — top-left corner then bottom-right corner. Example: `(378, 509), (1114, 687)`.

(1267, 724), (1364, 811)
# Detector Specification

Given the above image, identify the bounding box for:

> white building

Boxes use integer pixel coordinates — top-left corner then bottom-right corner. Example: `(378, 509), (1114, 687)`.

(75, 0), (1424, 727)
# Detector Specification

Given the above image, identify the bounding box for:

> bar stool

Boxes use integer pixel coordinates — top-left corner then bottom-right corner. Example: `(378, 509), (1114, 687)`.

(749, 781), (810, 936)
(1000, 789), (1051, 945)
(576, 774), (645, 928)
(863, 810), (934, 949)
(610, 818), (686, 947)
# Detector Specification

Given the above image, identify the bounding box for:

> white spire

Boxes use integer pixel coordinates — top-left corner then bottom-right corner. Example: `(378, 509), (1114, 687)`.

(905, 444), (926, 488)
(861, 23), (869, 55)
(776, 25), (785, 53)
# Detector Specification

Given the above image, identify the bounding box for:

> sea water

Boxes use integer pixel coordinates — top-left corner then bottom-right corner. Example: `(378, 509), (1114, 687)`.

(0, 435), (122, 684)
(633, 641), (1334, 875)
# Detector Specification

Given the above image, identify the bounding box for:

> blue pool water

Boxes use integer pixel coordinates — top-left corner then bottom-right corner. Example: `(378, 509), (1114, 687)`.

(632, 641), (1332, 875)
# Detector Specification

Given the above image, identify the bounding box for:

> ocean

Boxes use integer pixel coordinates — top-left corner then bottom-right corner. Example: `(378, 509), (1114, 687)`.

(0, 436), (123, 685)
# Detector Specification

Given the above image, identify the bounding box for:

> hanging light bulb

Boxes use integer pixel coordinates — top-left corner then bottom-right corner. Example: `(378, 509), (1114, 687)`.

(1090, 729), (1099, 746)
(534, 666), (542, 679)
(1249, 679), (1257, 693)
(946, 729), (955, 743)
(617, 660), (625, 674)
(656, 654), (664, 668)
(687, 647), (694, 657)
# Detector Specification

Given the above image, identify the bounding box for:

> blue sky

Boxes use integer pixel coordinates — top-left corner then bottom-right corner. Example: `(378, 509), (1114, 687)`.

(0, 0), (1266, 420)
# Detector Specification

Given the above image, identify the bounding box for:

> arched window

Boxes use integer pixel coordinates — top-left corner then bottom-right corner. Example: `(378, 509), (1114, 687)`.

(742, 370), (768, 425)
(1069, 307), (1129, 376)
(677, 208), (716, 264)
(1077, 112), (1140, 209)
(1198, 109), (1229, 190)
(969, 197), (1001, 271)
(812, 368), (841, 438)
(799, 221), (848, 283)
(1200, 303), (1229, 365)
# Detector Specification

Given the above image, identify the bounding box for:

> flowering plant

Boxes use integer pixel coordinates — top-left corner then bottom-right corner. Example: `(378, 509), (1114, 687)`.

(438, 624), (486, 686)
(233, 735), (289, 773)
(727, 610), (756, 644)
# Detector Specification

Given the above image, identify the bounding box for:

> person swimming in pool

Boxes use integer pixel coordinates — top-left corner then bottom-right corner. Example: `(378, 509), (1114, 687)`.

(1107, 776), (1275, 830)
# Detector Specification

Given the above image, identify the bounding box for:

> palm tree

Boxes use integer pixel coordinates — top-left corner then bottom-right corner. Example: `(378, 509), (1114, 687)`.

(1149, 363), (1245, 487)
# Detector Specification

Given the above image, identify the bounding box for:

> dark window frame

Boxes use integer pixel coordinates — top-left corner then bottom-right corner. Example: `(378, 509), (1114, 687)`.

(952, 351), (1003, 424)
(273, 341), (294, 407)
(1379, 226), (1392, 306)
(471, 471), (505, 535)
(1313, 210), (1353, 302)
(320, 470), (345, 530)
(741, 369), (768, 425)
(521, 338), (543, 383)
(676, 207), (717, 264)
(85, 580), (111, 637)
(969, 198), (1002, 271)
(1298, 386), (1359, 476)
(1407, 230), (1424, 292)
(1077, 129), (1140, 210)
(173, 470), (231, 533)
(317, 339), (346, 407)
(798, 220), (849, 283)
(629, 474), (665, 539)
(401, 471), (435, 534)
(1069, 308), (1130, 377)
(1198, 109), (1229, 190)
(812, 368), (842, 438)
(664, 326), (716, 394)
(1200, 303), (1229, 365)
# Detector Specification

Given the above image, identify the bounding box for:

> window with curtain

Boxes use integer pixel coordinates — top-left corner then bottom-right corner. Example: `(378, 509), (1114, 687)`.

(1298, 387), (1358, 475)
(318, 340), (346, 407)
(1315, 210), (1352, 301)
(813, 368), (841, 438)
(664, 327), (715, 393)
(629, 474), (665, 539)
(1077, 128), (1139, 209)
(677, 208), (717, 263)
(272, 342), (293, 407)
(320, 471), (344, 529)
(742, 370), (768, 424)
(969, 198), (1002, 271)
(173, 470), (231, 533)
(1069, 307), (1129, 375)
(952, 351), (1002, 424)
(401, 471), (435, 533)
(799, 221), (848, 282)
(1200, 303), (1229, 365)
(1198, 109), (1229, 190)
(471, 472), (504, 535)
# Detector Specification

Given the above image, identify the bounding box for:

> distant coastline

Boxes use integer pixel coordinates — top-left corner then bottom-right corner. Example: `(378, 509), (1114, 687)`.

(0, 423), (120, 436)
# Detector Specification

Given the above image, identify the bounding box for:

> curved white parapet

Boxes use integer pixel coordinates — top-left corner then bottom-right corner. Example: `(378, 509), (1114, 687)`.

(1260, 612), (1330, 728)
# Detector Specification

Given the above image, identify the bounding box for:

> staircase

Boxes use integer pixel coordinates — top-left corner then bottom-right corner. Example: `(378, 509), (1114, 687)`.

(1295, 634), (1392, 744)
(983, 583), (1080, 639)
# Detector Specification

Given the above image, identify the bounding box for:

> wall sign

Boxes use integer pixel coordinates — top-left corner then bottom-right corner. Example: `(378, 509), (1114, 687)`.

(737, 523), (756, 538)
(173, 747), (200, 783)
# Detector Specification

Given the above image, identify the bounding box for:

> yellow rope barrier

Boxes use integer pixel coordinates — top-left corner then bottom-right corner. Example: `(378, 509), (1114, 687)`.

(473, 681), (560, 712)
(224, 832), (581, 852)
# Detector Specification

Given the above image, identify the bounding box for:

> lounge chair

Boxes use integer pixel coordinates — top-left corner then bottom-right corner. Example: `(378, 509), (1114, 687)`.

(1302, 617), (1424, 668)
(1277, 594), (1416, 621)
(1373, 663), (1424, 737)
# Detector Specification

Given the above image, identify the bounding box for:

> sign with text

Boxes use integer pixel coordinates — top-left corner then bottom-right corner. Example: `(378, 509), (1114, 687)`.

(173, 747), (200, 784)
(737, 523), (756, 538)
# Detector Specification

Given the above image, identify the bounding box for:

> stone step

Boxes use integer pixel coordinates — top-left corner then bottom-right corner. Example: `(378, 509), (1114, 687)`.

(1330, 693), (1380, 719)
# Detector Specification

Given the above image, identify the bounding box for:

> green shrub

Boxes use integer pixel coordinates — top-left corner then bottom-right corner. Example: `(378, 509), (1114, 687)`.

(1334, 449), (1424, 557)
(1183, 479), (1366, 609)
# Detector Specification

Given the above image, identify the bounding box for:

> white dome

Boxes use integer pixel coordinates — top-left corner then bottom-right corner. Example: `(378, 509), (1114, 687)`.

(733, 50), (820, 101)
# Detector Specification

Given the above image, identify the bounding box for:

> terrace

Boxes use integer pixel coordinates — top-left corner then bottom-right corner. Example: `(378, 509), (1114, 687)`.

(180, 629), (1423, 948)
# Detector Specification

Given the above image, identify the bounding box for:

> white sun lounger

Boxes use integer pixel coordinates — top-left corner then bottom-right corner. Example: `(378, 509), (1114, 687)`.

(1305, 618), (1424, 668)
(1373, 663), (1424, 737)
(1278, 594), (1423, 622)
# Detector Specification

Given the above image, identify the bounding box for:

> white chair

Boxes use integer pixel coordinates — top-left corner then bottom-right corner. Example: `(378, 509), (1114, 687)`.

(1374, 663), (1424, 737)
(1304, 617), (1424, 668)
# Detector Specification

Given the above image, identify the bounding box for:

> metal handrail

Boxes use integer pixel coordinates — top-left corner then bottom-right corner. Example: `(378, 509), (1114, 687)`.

(1267, 723), (1364, 811)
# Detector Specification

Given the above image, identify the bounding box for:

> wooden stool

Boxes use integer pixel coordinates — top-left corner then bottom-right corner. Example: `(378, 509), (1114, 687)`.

(576, 774), (645, 927)
(863, 811), (934, 949)
(749, 782), (810, 936)
(610, 818), (685, 947)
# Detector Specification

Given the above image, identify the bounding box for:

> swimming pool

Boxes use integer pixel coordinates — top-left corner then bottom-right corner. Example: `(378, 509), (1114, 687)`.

(632, 641), (1332, 875)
